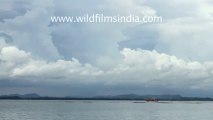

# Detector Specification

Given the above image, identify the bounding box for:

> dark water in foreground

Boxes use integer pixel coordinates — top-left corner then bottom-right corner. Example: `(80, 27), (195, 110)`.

(0, 100), (212, 120)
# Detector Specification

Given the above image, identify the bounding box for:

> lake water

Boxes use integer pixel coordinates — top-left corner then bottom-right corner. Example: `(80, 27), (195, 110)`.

(0, 100), (212, 120)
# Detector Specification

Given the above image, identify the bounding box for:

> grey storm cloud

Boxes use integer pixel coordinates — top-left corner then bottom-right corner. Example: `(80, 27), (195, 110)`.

(120, 0), (213, 61)
(0, 0), (30, 22)
(0, 0), (213, 96)
(51, 0), (156, 65)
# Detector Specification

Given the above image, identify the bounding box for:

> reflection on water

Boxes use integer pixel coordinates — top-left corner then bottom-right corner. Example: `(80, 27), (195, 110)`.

(0, 100), (212, 120)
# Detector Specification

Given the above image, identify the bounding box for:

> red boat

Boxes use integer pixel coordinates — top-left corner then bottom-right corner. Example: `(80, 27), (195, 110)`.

(145, 98), (159, 102)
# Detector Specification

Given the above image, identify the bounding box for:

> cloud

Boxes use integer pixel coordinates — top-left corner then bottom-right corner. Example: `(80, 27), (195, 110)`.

(1, 45), (213, 92)
(109, 48), (212, 90)
(51, 0), (157, 66)
(0, 0), (157, 65)
(0, 0), (61, 60)
(0, 46), (103, 84)
(1, 0), (213, 64)
(1, 0), (213, 96)
(0, 0), (30, 22)
(120, 0), (213, 61)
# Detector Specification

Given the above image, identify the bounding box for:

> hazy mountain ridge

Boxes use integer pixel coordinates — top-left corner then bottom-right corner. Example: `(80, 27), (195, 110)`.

(0, 93), (40, 98)
(0, 93), (212, 101)
(94, 94), (182, 100)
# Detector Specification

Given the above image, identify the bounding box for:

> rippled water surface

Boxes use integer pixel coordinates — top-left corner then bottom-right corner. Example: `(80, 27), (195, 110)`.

(0, 100), (213, 120)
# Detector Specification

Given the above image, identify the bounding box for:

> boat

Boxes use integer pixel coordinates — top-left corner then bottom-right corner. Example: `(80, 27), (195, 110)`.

(145, 98), (159, 102)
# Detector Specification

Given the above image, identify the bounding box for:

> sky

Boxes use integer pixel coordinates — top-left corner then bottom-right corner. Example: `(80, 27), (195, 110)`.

(0, 0), (213, 97)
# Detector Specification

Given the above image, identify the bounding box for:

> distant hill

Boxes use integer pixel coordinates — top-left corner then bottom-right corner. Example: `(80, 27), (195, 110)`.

(94, 94), (182, 100)
(0, 93), (212, 101)
(0, 93), (40, 99)
(21, 93), (40, 98)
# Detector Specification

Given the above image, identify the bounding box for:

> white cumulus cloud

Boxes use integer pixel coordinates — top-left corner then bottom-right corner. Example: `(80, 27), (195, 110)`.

(1, 46), (213, 91)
